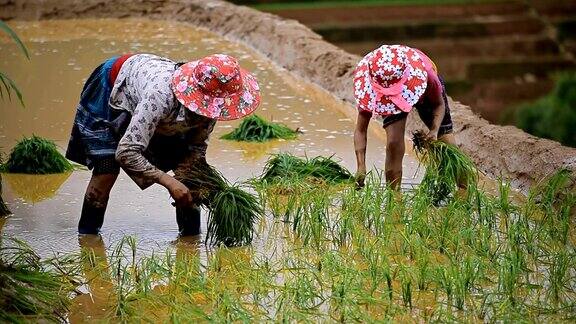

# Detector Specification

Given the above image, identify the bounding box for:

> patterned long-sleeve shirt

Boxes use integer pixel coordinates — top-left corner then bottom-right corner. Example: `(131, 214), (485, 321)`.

(109, 54), (216, 189)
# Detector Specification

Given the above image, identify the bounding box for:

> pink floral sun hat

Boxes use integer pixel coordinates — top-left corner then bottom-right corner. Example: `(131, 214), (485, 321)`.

(172, 54), (261, 121)
(353, 45), (428, 116)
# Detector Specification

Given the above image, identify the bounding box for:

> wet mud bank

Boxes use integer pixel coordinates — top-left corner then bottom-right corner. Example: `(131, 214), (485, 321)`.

(2, 0), (575, 192)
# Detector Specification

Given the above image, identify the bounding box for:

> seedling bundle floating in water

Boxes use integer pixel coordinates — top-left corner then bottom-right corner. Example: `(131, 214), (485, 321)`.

(178, 161), (261, 246)
(257, 153), (354, 187)
(1, 136), (73, 174)
(220, 114), (299, 142)
(412, 130), (478, 204)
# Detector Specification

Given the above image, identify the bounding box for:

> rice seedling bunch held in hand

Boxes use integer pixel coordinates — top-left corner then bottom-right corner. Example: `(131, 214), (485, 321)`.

(2, 136), (73, 174)
(177, 160), (262, 246)
(221, 114), (299, 142)
(412, 130), (477, 204)
(208, 184), (262, 246)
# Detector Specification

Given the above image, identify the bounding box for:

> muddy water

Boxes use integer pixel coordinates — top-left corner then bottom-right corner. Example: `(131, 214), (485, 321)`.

(0, 19), (424, 257)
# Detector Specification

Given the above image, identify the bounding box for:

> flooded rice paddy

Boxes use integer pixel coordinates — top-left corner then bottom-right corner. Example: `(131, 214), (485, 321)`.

(0, 19), (421, 255)
(1, 19), (574, 322)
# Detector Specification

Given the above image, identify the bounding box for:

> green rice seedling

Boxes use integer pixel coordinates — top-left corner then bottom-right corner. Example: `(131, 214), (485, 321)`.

(531, 169), (574, 239)
(435, 266), (455, 302)
(1, 135), (73, 174)
(328, 269), (368, 322)
(294, 191), (331, 249)
(332, 208), (353, 248)
(177, 160), (262, 246)
(412, 130), (478, 205)
(0, 238), (78, 322)
(546, 250), (573, 306)
(399, 266), (413, 309)
(220, 114), (299, 142)
(450, 256), (483, 310)
(210, 290), (254, 322)
(498, 249), (523, 306)
(415, 254), (431, 291)
(256, 153), (353, 187)
(497, 178), (516, 217)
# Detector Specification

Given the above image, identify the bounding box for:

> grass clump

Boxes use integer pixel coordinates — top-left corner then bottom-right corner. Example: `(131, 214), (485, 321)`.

(177, 160), (262, 246)
(257, 153), (353, 186)
(1, 136), (73, 174)
(412, 130), (478, 205)
(221, 114), (299, 142)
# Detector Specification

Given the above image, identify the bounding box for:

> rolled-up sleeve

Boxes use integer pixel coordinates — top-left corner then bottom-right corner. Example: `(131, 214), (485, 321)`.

(115, 94), (168, 189)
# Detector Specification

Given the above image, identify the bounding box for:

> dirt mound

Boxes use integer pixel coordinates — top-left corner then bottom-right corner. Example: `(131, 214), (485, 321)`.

(2, 0), (575, 192)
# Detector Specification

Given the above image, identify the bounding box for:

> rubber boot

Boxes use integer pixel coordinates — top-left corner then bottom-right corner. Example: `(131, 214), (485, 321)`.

(78, 198), (106, 235)
(176, 205), (201, 237)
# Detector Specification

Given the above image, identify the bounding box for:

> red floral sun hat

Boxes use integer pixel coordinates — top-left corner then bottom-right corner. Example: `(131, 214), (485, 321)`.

(353, 45), (428, 116)
(172, 54), (261, 121)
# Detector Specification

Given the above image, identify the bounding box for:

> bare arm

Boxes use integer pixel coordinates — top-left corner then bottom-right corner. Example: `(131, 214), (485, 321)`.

(354, 111), (372, 186)
(425, 74), (446, 141)
(427, 101), (446, 141)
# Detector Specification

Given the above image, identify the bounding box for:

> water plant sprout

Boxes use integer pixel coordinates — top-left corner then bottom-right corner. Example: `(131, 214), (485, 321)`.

(1, 136), (74, 174)
(220, 114), (299, 142)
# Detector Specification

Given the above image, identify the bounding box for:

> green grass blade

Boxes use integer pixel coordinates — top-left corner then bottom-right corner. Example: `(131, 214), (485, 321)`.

(0, 20), (30, 59)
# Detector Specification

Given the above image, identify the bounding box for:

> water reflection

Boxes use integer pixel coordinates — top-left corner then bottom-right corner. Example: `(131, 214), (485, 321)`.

(2, 172), (72, 203)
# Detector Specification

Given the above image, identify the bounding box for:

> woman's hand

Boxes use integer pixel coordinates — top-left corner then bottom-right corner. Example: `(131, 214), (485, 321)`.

(159, 174), (193, 207)
(425, 129), (439, 142)
(168, 180), (193, 207)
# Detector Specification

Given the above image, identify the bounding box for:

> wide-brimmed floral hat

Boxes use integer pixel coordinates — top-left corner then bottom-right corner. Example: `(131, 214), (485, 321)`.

(172, 54), (261, 121)
(353, 45), (428, 116)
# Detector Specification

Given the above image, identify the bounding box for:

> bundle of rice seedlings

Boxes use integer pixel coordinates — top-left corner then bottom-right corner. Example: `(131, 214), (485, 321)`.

(220, 114), (299, 142)
(0, 238), (76, 322)
(412, 130), (478, 205)
(177, 161), (262, 246)
(258, 153), (354, 186)
(1, 136), (73, 174)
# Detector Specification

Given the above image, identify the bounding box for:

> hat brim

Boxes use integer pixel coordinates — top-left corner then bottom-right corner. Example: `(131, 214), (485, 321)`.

(353, 46), (428, 116)
(172, 63), (261, 121)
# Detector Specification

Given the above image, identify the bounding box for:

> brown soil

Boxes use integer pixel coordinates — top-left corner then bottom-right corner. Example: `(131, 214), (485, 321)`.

(2, 0), (575, 192)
